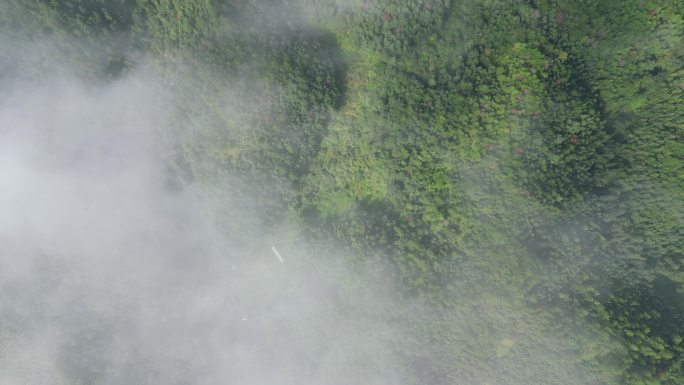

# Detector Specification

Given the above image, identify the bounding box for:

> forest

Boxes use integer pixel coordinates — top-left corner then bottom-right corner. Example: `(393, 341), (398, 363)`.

(0, 0), (682, 384)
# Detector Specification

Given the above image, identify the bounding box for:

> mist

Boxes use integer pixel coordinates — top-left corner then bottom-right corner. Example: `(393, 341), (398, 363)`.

(0, 48), (415, 383)
(0, 70), (615, 385)
(1, 1), (680, 384)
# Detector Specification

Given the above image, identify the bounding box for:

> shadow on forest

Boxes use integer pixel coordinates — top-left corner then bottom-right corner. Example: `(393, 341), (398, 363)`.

(651, 275), (684, 335)
(309, 27), (348, 111)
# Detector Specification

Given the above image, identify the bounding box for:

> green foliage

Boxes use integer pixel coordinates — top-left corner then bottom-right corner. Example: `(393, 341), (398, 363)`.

(302, 1), (684, 383)
(132, 0), (219, 54)
(2, 0), (682, 383)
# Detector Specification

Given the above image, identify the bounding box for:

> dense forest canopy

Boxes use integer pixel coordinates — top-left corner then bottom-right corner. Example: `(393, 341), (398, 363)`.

(0, 0), (682, 384)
